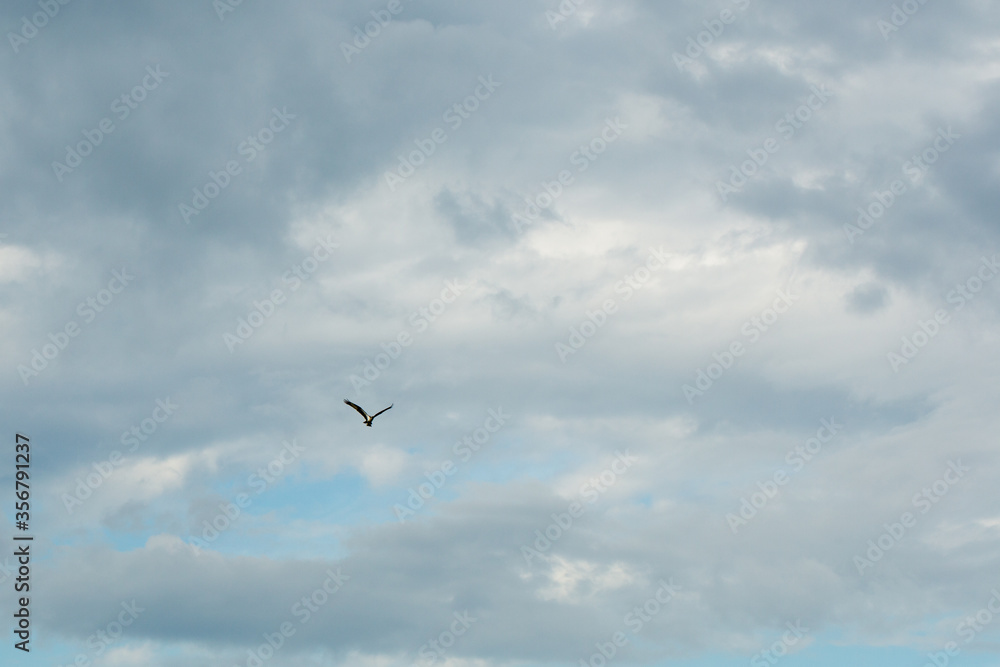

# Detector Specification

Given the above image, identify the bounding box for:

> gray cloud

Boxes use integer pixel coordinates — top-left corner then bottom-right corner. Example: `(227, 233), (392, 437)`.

(3, 1), (1000, 665)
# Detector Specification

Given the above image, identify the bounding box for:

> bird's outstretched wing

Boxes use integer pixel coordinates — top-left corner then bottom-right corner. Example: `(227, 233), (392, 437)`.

(343, 399), (369, 420)
(370, 404), (393, 420)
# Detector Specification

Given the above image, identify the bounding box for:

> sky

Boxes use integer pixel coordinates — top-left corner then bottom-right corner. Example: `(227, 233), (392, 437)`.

(2, 0), (1000, 666)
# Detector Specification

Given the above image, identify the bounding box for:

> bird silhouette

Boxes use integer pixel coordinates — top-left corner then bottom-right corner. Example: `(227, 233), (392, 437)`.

(343, 399), (393, 427)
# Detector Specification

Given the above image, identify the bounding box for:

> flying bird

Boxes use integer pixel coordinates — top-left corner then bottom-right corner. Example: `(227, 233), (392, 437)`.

(344, 399), (393, 427)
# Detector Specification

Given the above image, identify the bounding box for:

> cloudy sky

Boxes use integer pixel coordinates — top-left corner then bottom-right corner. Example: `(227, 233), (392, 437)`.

(2, 0), (1000, 665)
